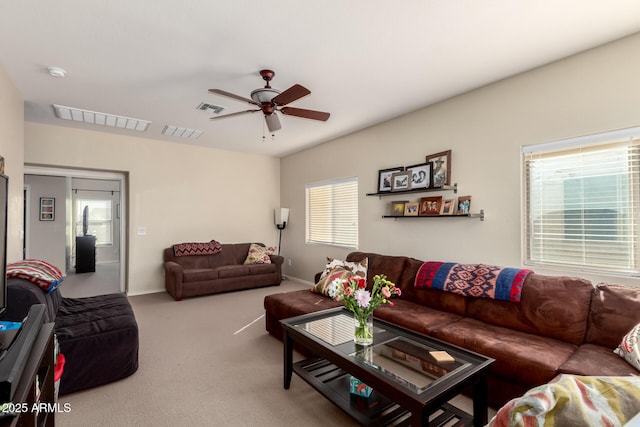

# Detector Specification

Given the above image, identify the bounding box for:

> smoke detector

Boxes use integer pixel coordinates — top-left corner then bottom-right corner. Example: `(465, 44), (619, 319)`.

(47, 67), (67, 78)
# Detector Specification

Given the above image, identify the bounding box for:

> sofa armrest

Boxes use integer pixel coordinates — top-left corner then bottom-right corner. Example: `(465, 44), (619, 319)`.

(163, 261), (184, 301)
(269, 255), (284, 283)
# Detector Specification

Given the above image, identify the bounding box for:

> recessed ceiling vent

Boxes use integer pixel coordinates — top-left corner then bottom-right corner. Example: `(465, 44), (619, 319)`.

(197, 102), (224, 114)
(53, 104), (150, 131)
(162, 125), (202, 139)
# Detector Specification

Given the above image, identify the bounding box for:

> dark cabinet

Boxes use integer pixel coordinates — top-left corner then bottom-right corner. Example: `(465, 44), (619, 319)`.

(75, 235), (96, 273)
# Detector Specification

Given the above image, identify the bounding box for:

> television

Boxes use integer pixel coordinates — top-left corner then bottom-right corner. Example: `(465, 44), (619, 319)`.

(82, 205), (89, 236)
(0, 174), (7, 316)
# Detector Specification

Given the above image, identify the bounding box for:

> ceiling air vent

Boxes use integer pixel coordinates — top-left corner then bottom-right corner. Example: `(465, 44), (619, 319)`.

(162, 125), (202, 139)
(53, 104), (150, 131)
(196, 102), (224, 114)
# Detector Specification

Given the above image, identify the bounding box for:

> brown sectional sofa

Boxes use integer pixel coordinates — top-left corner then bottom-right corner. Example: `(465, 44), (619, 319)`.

(264, 251), (640, 408)
(164, 242), (283, 301)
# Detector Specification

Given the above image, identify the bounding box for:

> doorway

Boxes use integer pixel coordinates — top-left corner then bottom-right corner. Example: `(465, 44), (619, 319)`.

(23, 166), (127, 297)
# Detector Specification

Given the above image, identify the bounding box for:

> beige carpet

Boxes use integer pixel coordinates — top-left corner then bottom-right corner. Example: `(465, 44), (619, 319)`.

(55, 280), (492, 426)
(60, 262), (121, 298)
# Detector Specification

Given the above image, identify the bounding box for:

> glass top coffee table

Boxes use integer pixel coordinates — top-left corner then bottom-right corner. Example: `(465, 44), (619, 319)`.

(281, 307), (494, 426)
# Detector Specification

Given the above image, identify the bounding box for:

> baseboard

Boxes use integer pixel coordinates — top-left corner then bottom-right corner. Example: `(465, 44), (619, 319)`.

(284, 276), (314, 287)
(127, 288), (165, 297)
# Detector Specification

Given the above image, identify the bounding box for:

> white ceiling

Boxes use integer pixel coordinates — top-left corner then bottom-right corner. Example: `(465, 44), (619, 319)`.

(2, 1), (640, 158)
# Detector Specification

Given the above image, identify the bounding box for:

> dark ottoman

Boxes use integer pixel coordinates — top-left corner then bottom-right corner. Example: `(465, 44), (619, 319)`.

(55, 293), (139, 395)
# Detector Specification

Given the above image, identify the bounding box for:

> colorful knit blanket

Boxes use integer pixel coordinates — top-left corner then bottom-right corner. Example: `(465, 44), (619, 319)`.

(173, 240), (222, 257)
(414, 262), (533, 302)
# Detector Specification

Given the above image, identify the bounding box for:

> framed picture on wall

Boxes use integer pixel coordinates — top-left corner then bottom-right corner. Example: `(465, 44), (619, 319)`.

(426, 150), (452, 188)
(40, 197), (55, 221)
(406, 162), (432, 189)
(391, 201), (408, 216)
(440, 199), (456, 215)
(391, 171), (412, 192)
(419, 196), (442, 216)
(377, 166), (405, 192)
(404, 202), (419, 216)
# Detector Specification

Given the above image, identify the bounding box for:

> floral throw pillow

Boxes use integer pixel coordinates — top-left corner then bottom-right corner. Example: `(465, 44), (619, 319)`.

(312, 267), (356, 297)
(243, 244), (276, 265)
(614, 323), (640, 371)
(318, 257), (368, 282)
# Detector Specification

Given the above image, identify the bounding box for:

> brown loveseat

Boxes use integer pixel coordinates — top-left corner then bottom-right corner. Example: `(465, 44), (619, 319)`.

(164, 242), (283, 301)
(264, 251), (640, 408)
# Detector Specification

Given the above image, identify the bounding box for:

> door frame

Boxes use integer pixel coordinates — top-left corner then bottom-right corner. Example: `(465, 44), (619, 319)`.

(24, 165), (128, 293)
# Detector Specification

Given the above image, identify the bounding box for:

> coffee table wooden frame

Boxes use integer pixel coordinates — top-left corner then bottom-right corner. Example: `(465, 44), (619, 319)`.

(281, 307), (494, 427)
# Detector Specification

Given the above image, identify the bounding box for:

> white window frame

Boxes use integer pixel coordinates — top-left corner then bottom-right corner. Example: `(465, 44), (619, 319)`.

(522, 126), (640, 276)
(306, 177), (358, 249)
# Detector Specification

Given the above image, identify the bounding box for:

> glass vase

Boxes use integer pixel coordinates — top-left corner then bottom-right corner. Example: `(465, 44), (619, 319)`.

(354, 313), (373, 346)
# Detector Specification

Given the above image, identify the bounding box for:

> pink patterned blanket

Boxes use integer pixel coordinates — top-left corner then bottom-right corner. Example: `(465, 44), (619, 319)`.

(414, 262), (533, 302)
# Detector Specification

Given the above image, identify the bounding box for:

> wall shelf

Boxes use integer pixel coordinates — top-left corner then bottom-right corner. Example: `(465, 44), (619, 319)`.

(366, 183), (457, 199)
(382, 209), (485, 221)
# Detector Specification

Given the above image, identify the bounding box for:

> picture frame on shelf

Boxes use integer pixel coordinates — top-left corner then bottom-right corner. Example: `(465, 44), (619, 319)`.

(391, 201), (408, 216)
(40, 197), (55, 221)
(419, 196), (442, 216)
(457, 196), (471, 215)
(440, 199), (455, 215)
(391, 171), (412, 192)
(426, 150), (451, 188)
(406, 162), (432, 189)
(404, 202), (419, 216)
(377, 166), (405, 192)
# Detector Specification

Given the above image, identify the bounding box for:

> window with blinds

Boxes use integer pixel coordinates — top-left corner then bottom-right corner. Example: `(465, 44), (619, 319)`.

(523, 130), (640, 275)
(306, 177), (358, 248)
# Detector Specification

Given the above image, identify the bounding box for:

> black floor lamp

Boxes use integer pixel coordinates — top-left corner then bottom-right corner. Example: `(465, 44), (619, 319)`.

(275, 208), (289, 256)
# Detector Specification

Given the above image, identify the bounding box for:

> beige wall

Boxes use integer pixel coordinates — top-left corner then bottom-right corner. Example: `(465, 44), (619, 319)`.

(24, 175), (67, 270)
(281, 32), (640, 287)
(25, 123), (281, 295)
(0, 65), (24, 262)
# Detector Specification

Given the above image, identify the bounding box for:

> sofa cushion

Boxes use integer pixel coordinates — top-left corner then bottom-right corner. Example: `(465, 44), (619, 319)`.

(246, 263), (276, 275)
(373, 299), (463, 337)
(432, 317), (577, 387)
(318, 257), (368, 282)
(182, 268), (219, 283)
(466, 274), (592, 346)
(346, 252), (408, 290)
(585, 283), (640, 348)
(615, 323), (640, 371)
(243, 243), (276, 265)
(488, 375), (640, 427)
(559, 343), (639, 376)
(217, 265), (249, 278)
(312, 267), (357, 296)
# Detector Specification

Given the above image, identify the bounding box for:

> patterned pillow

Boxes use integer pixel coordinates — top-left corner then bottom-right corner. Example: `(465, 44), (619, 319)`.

(614, 323), (640, 371)
(243, 244), (276, 265)
(312, 267), (355, 296)
(488, 375), (640, 427)
(7, 259), (65, 293)
(318, 257), (368, 282)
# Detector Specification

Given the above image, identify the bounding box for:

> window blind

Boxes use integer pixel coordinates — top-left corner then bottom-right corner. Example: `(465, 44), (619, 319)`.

(306, 177), (358, 248)
(524, 138), (640, 275)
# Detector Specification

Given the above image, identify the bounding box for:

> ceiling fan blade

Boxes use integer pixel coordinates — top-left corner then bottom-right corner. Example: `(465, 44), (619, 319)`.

(271, 84), (310, 106)
(265, 113), (281, 132)
(208, 89), (260, 106)
(210, 109), (259, 120)
(280, 107), (330, 121)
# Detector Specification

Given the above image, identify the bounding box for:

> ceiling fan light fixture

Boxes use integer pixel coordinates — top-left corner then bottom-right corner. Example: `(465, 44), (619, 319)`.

(250, 88), (280, 104)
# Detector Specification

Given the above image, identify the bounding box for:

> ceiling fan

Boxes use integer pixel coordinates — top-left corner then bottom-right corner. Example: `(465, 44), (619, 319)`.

(208, 69), (330, 133)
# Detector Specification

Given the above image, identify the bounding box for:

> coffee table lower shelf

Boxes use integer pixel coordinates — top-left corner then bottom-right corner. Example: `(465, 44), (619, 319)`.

(294, 357), (472, 427)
